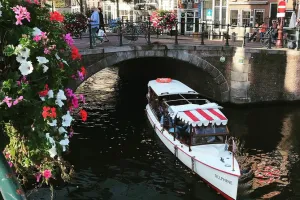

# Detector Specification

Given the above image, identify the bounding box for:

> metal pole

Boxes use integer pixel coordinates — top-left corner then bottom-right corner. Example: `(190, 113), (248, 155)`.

(175, 22), (178, 45)
(147, 16), (151, 45)
(201, 22), (205, 45)
(276, 18), (284, 48)
(268, 28), (272, 49)
(0, 153), (27, 200)
(119, 20), (123, 46)
(88, 23), (93, 49)
(225, 24), (229, 46)
(296, 27), (300, 50)
(116, 0), (120, 18)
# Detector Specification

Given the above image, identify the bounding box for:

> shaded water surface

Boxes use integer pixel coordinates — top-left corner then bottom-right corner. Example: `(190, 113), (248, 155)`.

(28, 60), (300, 200)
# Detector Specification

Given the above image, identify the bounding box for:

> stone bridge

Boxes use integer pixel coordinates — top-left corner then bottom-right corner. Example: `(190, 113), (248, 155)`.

(69, 44), (300, 104)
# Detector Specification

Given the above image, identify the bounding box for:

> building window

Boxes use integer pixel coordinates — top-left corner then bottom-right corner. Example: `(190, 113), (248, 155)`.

(242, 10), (250, 26)
(203, 0), (212, 21)
(230, 10), (238, 26)
(254, 9), (264, 25)
(284, 11), (293, 27)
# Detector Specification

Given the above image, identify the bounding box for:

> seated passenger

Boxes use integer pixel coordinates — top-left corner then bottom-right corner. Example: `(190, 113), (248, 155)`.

(194, 126), (205, 135)
(204, 125), (216, 143)
(215, 125), (227, 133)
(160, 113), (174, 129)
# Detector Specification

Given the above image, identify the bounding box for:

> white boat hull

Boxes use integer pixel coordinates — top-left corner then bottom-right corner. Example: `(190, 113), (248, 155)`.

(146, 104), (240, 200)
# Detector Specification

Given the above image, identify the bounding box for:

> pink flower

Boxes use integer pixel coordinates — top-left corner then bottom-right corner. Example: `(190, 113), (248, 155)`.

(71, 95), (79, 108)
(44, 48), (50, 54)
(79, 94), (85, 104)
(2, 96), (13, 107)
(43, 169), (52, 179)
(13, 96), (24, 105)
(64, 33), (74, 46)
(65, 88), (74, 98)
(12, 5), (31, 25)
(77, 71), (84, 81)
(69, 131), (74, 138)
(33, 35), (41, 42)
(8, 161), (13, 168)
(35, 173), (42, 182)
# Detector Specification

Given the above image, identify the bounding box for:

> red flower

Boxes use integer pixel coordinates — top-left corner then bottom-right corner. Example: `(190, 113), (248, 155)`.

(50, 11), (64, 22)
(71, 46), (81, 60)
(79, 109), (87, 121)
(80, 66), (86, 76)
(42, 106), (57, 119)
(39, 84), (49, 97)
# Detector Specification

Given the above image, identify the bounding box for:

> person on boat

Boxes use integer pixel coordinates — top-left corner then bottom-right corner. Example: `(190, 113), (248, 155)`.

(205, 125), (216, 143)
(160, 111), (174, 130)
(176, 120), (188, 140)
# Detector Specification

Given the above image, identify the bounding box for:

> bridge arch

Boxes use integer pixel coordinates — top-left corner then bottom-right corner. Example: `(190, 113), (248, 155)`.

(70, 50), (230, 102)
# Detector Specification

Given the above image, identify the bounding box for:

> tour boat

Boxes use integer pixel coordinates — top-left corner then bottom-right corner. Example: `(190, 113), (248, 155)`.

(145, 78), (240, 200)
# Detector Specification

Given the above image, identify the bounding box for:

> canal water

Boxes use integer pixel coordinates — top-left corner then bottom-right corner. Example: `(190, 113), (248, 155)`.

(28, 59), (300, 200)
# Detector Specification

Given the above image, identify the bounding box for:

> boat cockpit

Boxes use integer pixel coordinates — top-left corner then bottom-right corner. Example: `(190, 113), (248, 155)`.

(147, 86), (229, 149)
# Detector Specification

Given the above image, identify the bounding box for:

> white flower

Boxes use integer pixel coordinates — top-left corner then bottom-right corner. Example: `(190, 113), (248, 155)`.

(55, 99), (64, 107)
(16, 55), (27, 63)
(59, 136), (69, 152)
(47, 90), (54, 98)
(0, 2), (2, 8)
(45, 133), (57, 158)
(57, 90), (67, 100)
(42, 65), (48, 73)
(32, 27), (42, 37)
(0, 11), (2, 17)
(55, 53), (61, 60)
(36, 56), (49, 64)
(47, 120), (57, 126)
(19, 47), (30, 59)
(19, 61), (33, 75)
(62, 111), (73, 127)
(40, 97), (45, 101)
(58, 127), (67, 134)
(48, 145), (57, 158)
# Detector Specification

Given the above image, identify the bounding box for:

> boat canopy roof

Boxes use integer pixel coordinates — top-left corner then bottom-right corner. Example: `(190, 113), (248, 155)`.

(168, 103), (228, 127)
(148, 79), (198, 96)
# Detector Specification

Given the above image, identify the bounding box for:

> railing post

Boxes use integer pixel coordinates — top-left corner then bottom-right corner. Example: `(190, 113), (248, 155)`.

(88, 23), (93, 49)
(296, 27), (300, 51)
(225, 24), (230, 46)
(201, 22), (205, 45)
(147, 16), (151, 45)
(242, 24), (246, 48)
(175, 21), (178, 45)
(268, 28), (272, 49)
(119, 20), (123, 46)
(0, 153), (26, 200)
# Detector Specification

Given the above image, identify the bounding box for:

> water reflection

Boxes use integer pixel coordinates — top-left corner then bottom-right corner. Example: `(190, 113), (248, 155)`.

(27, 67), (300, 200)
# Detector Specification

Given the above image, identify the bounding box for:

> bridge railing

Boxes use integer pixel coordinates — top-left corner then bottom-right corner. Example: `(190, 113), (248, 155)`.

(80, 19), (300, 50)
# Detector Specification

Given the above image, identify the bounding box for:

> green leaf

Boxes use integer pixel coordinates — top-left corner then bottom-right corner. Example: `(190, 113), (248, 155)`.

(3, 45), (15, 56)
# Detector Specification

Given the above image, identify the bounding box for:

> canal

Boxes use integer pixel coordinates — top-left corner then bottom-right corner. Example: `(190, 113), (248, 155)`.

(28, 58), (300, 200)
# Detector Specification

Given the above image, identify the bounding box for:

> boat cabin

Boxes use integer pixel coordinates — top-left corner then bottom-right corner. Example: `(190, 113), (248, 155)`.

(147, 78), (229, 148)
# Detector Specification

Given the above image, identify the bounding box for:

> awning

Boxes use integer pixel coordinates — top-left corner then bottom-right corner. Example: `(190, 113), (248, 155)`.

(168, 103), (228, 127)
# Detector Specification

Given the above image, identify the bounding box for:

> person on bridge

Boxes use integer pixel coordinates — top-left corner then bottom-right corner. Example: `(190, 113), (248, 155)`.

(90, 7), (100, 47)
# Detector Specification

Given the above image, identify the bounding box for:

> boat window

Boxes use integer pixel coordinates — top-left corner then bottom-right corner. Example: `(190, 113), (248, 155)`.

(191, 125), (228, 146)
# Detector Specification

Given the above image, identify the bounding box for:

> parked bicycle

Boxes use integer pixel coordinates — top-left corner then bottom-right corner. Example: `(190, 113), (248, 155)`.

(121, 21), (157, 43)
(260, 27), (276, 48)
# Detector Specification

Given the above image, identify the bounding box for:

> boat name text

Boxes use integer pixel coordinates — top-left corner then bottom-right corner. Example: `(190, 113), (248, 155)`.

(215, 174), (232, 185)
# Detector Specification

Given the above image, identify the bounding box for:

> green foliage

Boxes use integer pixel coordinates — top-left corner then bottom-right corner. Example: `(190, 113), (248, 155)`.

(63, 12), (88, 38)
(0, 0), (87, 187)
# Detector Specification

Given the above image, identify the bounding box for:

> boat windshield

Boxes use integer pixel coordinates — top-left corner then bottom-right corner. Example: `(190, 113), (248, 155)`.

(191, 125), (228, 146)
(162, 94), (209, 106)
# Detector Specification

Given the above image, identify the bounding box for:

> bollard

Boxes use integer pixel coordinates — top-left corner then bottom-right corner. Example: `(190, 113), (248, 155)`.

(175, 22), (178, 45)
(225, 24), (229, 46)
(0, 153), (27, 200)
(88, 23), (93, 49)
(201, 22), (205, 45)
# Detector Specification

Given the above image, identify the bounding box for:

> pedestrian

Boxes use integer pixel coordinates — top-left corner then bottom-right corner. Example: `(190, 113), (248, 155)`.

(259, 22), (267, 42)
(98, 7), (109, 42)
(89, 7), (100, 47)
(249, 23), (259, 42)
